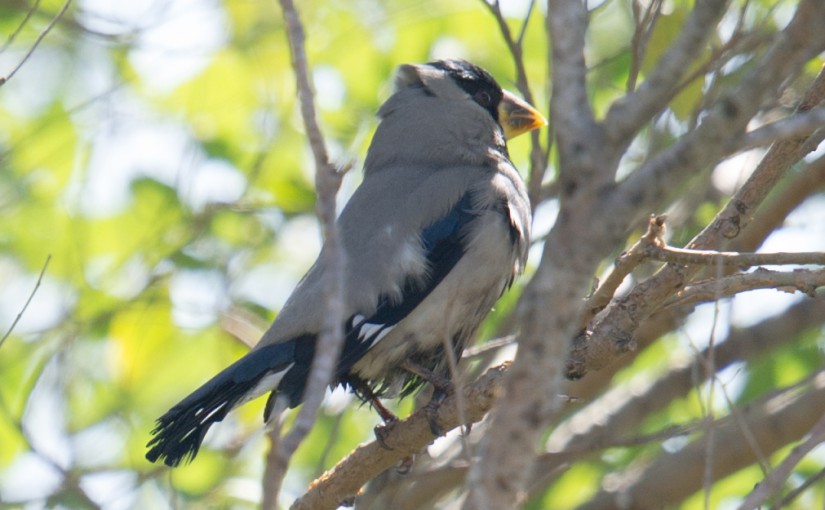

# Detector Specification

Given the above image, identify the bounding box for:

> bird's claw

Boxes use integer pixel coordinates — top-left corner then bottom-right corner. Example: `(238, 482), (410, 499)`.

(425, 390), (450, 436)
(374, 416), (398, 450)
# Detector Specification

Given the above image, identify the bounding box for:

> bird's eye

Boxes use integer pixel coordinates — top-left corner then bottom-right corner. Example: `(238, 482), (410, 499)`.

(475, 91), (492, 107)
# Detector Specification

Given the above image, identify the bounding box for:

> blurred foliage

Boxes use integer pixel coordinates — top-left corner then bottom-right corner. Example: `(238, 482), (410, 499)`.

(0, 0), (823, 509)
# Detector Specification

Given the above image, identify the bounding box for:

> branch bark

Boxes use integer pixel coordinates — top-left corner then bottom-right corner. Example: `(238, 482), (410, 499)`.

(736, 412), (825, 510)
(605, 0), (731, 147)
(577, 370), (825, 510)
(266, 0), (346, 506)
(291, 364), (509, 510)
(576, 27), (825, 378)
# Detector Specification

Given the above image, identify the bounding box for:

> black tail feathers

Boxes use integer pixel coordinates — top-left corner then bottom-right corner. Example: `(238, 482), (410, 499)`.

(146, 341), (297, 467)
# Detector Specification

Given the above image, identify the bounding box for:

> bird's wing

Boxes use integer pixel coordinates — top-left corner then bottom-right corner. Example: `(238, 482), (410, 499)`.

(337, 190), (478, 369)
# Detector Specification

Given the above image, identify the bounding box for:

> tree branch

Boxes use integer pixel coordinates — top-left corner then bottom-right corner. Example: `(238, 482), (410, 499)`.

(552, 297), (825, 460)
(607, 0), (825, 226)
(605, 0), (731, 146)
(0, 254), (51, 349)
(732, 106), (825, 153)
(577, 370), (825, 509)
(737, 411), (825, 510)
(268, 0), (346, 506)
(582, 214), (666, 327)
(666, 268), (825, 308)
(461, 0), (611, 507)
(0, 0), (72, 86)
(577, 26), (825, 378)
(480, 0), (549, 208)
(1, 0), (42, 53)
(647, 246), (825, 267)
(290, 364), (509, 510)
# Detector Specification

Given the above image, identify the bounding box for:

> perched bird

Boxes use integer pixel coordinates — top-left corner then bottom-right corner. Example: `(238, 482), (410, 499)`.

(146, 59), (546, 467)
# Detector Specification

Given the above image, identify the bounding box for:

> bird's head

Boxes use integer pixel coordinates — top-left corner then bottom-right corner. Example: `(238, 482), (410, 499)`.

(394, 59), (547, 141)
(365, 59), (547, 172)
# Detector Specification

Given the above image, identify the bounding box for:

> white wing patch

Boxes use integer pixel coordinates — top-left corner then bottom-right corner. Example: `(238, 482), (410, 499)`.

(352, 313), (395, 347)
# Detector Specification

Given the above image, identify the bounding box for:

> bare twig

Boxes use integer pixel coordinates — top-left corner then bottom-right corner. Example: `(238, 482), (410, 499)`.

(269, 0), (346, 505)
(516, 0), (536, 47)
(582, 215), (666, 327)
(605, 0), (731, 146)
(1, 0), (42, 53)
(0, 254), (51, 349)
(462, 335), (516, 358)
(779, 467), (825, 507)
(1, 0), (72, 86)
(480, 0), (548, 208)
(666, 267), (825, 308)
(626, 0), (662, 93)
(578, 35), (825, 379)
(736, 412), (825, 510)
(646, 246), (825, 267)
(733, 107), (825, 153)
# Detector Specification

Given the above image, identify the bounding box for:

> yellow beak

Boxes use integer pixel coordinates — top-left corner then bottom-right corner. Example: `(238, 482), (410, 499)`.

(498, 90), (548, 140)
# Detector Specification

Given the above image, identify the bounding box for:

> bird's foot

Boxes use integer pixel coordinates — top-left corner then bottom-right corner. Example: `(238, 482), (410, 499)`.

(424, 389), (449, 437)
(374, 415), (398, 450)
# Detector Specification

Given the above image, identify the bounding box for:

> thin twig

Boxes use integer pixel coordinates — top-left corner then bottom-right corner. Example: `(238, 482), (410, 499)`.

(516, 0), (536, 47)
(269, 0), (346, 506)
(1, 0), (72, 86)
(736, 412), (825, 510)
(0, 254), (51, 349)
(462, 335), (516, 358)
(666, 268), (825, 308)
(582, 214), (666, 327)
(778, 467), (825, 507)
(647, 246), (825, 267)
(479, 0), (548, 208)
(732, 107), (825, 153)
(626, 0), (662, 93)
(1, 0), (42, 53)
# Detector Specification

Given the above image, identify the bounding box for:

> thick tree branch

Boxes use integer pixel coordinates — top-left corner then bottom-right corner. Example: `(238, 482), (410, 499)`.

(552, 298), (825, 458)
(290, 364), (509, 510)
(462, 0), (608, 507)
(576, 25), (825, 378)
